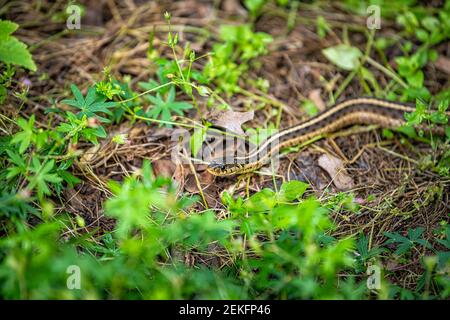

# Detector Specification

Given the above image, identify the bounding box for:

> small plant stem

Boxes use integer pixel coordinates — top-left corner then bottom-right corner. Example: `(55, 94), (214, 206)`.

(186, 154), (208, 209)
(120, 81), (175, 103)
(378, 146), (419, 164)
(333, 68), (358, 101)
(239, 89), (286, 108)
(366, 56), (408, 89)
(239, 89), (286, 128)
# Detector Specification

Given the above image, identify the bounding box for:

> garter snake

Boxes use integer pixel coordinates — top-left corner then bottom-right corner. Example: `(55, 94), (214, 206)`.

(207, 97), (448, 176)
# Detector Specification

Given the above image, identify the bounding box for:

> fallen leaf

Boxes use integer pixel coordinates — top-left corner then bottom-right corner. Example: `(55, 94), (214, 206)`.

(434, 56), (450, 75)
(172, 163), (185, 188)
(185, 170), (214, 193)
(289, 152), (329, 190)
(128, 126), (144, 140)
(147, 127), (175, 142)
(222, 0), (246, 15)
(317, 154), (354, 190)
(79, 143), (101, 165)
(308, 89), (325, 111)
(208, 109), (254, 135)
(152, 159), (176, 178)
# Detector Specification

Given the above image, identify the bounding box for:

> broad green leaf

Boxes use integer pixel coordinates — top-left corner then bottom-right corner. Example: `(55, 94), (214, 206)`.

(190, 127), (206, 157)
(0, 36), (36, 71)
(279, 180), (308, 201)
(62, 84), (116, 123)
(0, 20), (18, 39)
(407, 70), (424, 88)
(11, 115), (35, 153)
(322, 44), (362, 71)
(145, 86), (192, 128)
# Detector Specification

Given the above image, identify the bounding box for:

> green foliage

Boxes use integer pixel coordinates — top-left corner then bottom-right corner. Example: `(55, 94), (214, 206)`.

(62, 84), (117, 123)
(0, 191), (35, 219)
(10, 115), (36, 154)
(405, 99), (449, 128)
(384, 227), (433, 256)
(301, 99), (320, 116)
(316, 16), (331, 39)
(403, 99), (450, 175)
(245, 124), (278, 146)
(394, 5), (450, 100)
(244, 0), (267, 18)
(144, 86), (192, 128)
(57, 112), (107, 145)
(326, 192), (360, 214)
(0, 20), (36, 71)
(223, 183), (364, 299)
(203, 24), (272, 95)
(0, 23), (32, 102)
(27, 158), (62, 200)
(0, 165), (368, 299)
(355, 233), (385, 273)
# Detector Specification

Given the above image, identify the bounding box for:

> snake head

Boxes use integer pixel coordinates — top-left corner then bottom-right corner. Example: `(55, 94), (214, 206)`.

(207, 160), (226, 176)
(207, 160), (242, 176)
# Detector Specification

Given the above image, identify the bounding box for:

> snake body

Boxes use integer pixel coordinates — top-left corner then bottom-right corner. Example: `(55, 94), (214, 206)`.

(207, 98), (447, 176)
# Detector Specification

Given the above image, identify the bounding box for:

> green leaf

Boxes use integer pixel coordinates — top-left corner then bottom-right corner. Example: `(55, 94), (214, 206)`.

(27, 158), (63, 199)
(316, 16), (331, 39)
(196, 85), (210, 97)
(301, 100), (319, 116)
(0, 84), (6, 104)
(278, 180), (308, 202)
(0, 20), (18, 39)
(6, 149), (27, 179)
(11, 115), (35, 153)
(0, 36), (36, 71)
(62, 84), (116, 123)
(422, 16), (440, 32)
(322, 44), (362, 71)
(145, 86), (192, 128)
(190, 127), (207, 157)
(384, 227), (433, 256)
(243, 0), (266, 16)
(407, 70), (424, 88)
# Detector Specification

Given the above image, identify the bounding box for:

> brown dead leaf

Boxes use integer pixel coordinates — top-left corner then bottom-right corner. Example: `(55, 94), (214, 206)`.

(148, 127), (175, 142)
(317, 154), (354, 191)
(208, 109), (254, 135)
(173, 163), (185, 187)
(222, 0), (246, 15)
(152, 159), (186, 192)
(185, 170), (214, 193)
(152, 159), (176, 178)
(308, 89), (325, 111)
(128, 126), (145, 140)
(290, 152), (329, 190)
(79, 143), (101, 165)
(434, 56), (450, 75)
